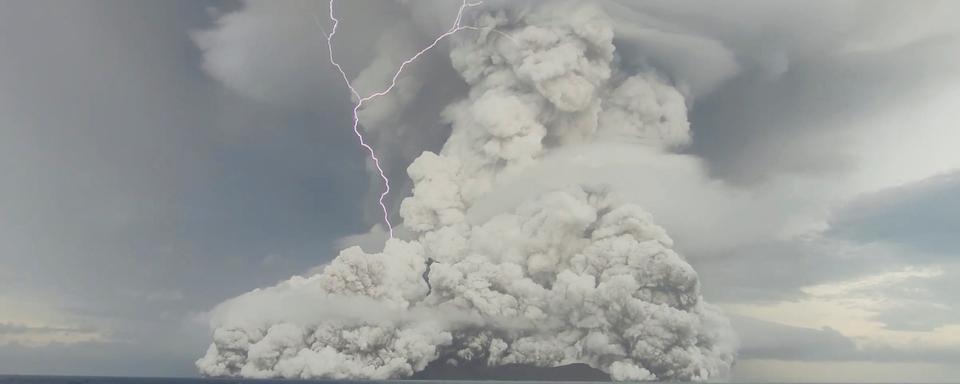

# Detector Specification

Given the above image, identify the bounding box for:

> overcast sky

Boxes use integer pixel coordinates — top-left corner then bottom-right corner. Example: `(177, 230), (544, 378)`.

(1, 0), (959, 381)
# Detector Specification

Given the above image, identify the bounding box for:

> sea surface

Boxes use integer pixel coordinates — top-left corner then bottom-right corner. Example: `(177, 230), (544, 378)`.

(1, 377), (609, 384)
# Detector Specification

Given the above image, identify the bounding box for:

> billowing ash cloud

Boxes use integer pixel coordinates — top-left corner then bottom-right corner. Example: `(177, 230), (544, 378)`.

(196, 1), (735, 381)
(198, 187), (735, 380)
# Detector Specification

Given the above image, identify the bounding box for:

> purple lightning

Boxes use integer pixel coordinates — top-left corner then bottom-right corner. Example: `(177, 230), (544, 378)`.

(322, 0), (484, 239)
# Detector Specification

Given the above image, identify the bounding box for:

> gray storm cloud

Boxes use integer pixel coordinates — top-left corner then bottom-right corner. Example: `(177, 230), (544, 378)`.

(196, 1), (735, 381)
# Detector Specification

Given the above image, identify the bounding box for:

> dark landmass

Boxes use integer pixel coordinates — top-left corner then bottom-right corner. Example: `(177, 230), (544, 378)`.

(411, 362), (611, 381)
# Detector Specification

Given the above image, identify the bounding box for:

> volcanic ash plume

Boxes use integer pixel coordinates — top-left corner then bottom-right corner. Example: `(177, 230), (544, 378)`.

(197, 2), (736, 381)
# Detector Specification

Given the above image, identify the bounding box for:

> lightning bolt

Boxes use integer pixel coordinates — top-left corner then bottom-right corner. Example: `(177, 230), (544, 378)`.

(320, 0), (485, 239)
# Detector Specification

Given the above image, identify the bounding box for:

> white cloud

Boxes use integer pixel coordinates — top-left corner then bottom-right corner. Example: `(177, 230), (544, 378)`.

(802, 266), (945, 297)
(724, 265), (960, 349)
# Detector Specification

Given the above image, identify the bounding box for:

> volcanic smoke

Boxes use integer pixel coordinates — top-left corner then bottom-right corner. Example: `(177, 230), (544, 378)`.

(321, 0), (486, 239)
(196, 1), (737, 381)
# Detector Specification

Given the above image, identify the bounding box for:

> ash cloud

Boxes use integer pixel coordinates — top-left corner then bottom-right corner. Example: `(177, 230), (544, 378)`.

(198, 187), (736, 380)
(196, 1), (735, 381)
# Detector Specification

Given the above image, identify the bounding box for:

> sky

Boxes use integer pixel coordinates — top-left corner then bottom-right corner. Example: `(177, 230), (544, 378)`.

(0, 0), (959, 381)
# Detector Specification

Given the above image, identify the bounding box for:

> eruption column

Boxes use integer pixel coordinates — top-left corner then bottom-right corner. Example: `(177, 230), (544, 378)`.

(322, 0), (483, 239)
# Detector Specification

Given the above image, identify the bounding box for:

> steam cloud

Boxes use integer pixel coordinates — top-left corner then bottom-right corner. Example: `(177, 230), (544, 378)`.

(196, 1), (736, 381)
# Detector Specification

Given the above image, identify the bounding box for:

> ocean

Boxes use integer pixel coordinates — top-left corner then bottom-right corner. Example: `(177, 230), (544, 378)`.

(0, 378), (596, 384)
(0, 363), (612, 383)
